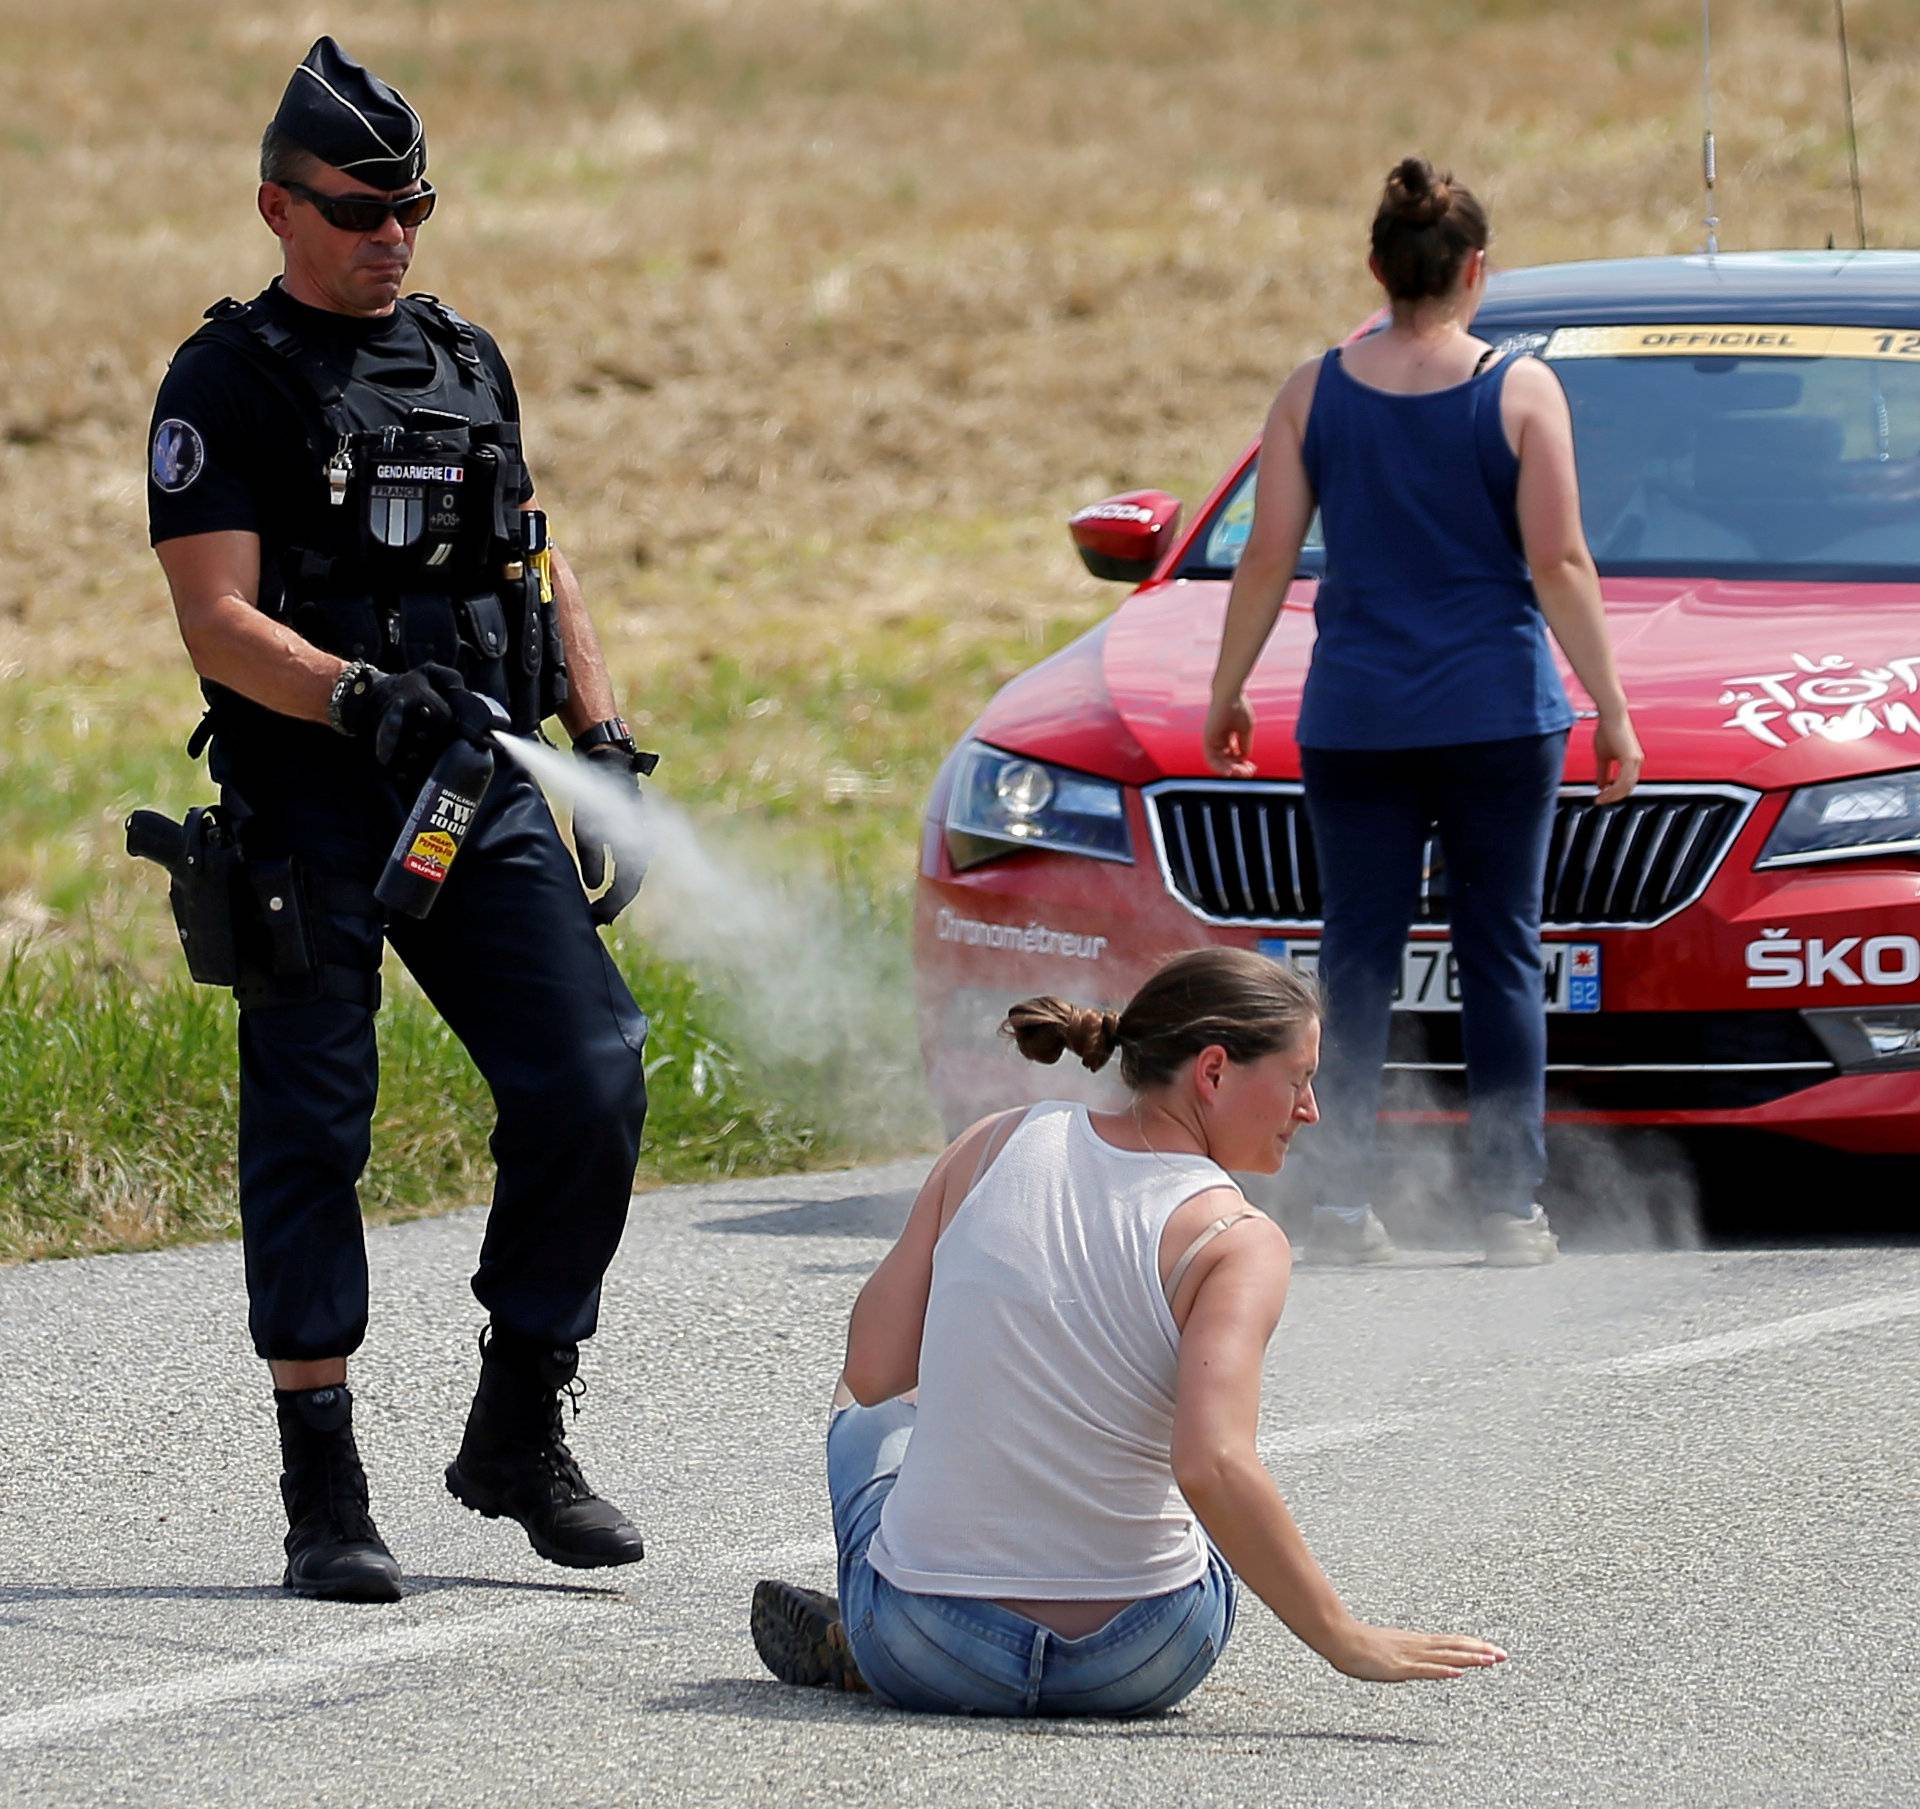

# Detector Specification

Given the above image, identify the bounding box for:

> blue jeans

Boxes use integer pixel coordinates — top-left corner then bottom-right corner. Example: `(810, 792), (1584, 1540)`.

(1301, 731), (1568, 1219)
(827, 1399), (1236, 1716)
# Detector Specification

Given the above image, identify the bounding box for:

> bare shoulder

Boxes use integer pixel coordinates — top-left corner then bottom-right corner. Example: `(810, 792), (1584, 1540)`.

(932, 1107), (1027, 1225)
(1501, 353), (1567, 408)
(1496, 354), (1568, 458)
(948, 1107), (1026, 1171)
(1208, 1201), (1291, 1268)
(1280, 353), (1325, 397)
(1161, 1186), (1290, 1323)
(1268, 354), (1325, 438)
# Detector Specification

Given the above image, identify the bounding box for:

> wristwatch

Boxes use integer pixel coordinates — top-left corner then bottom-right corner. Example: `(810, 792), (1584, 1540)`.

(572, 717), (660, 775)
(327, 660), (379, 736)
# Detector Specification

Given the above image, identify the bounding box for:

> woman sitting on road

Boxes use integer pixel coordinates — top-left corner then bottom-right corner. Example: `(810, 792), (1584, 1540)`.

(750, 948), (1506, 1715)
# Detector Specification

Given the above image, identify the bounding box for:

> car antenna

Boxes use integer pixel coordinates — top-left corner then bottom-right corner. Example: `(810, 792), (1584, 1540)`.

(1699, 0), (1719, 255)
(1836, 0), (1867, 249)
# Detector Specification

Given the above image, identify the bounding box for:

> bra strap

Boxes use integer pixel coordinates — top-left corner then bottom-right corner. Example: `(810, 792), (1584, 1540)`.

(965, 1108), (1027, 1193)
(1164, 1207), (1263, 1303)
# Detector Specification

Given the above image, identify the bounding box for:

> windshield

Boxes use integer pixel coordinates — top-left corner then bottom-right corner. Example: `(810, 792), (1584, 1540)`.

(1181, 323), (1920, 583)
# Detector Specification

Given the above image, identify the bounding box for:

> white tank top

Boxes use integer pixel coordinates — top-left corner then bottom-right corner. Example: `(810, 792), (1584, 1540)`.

(866, 1101), (1239, 1600)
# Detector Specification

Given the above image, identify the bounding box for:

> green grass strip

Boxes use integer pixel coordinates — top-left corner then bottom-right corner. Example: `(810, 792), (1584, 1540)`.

(0, 938), (921, 1264)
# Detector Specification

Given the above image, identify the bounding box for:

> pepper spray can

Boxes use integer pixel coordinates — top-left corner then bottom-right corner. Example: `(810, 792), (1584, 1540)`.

(375, 694), (511, 920)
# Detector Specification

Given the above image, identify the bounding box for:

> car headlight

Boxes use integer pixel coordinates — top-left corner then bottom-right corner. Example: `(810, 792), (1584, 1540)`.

(944, 742), (1132, 871)
(1756, 771), (1920, 869)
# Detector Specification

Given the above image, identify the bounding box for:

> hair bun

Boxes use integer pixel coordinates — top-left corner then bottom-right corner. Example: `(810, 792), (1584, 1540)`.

(1063, 1007), (1122, 1073)
(1002, 997), (1121, 1073)
(1385, 155), (1451, 228)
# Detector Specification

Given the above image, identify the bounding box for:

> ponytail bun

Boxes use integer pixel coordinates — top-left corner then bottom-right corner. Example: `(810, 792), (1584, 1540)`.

(1383, 155), (1451, 228)
(1370, 157), (1487, 302)
(1002, 996), (1121, 1073)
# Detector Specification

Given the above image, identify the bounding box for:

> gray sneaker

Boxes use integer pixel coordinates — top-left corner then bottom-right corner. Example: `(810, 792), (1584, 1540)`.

(1305, 1207), (1397, 1266)
(1482, 1206), (1559, 1267)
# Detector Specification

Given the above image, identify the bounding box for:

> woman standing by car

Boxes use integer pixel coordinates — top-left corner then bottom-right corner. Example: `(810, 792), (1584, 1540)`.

(1204, 156), (1642, 1267)
(750, 948), (1507, 1714)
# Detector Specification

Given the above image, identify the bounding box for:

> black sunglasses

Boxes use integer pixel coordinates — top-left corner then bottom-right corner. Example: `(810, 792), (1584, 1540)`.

(284, 180), (437, 233)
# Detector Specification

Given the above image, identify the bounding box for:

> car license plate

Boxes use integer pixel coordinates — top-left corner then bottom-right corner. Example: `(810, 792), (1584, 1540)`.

(1258, 939), (1602, 1013)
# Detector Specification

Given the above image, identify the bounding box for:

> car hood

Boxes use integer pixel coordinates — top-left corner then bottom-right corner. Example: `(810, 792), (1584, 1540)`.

(985, 575), (1920, 791)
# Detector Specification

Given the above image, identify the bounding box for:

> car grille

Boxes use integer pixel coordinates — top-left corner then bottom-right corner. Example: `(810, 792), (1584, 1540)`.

(1146, 783), (1754, 929)
(1377, 1009), (1835, 1111)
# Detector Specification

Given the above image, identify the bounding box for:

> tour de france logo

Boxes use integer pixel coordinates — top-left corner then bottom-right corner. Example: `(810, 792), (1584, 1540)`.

(150, 419), (206, 494)
(1719, 652), (1920, 748)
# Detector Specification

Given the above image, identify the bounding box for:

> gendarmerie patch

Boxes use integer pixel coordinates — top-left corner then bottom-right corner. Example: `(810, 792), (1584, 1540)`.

(373, 463), (463, 483)
(369, 482), (426, 548)
(368, 458), (467, 550)
(151, 419), (206, 493)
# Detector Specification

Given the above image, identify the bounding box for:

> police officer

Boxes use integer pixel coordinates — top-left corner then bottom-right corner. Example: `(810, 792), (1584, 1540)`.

(145, 39), (654, 1602)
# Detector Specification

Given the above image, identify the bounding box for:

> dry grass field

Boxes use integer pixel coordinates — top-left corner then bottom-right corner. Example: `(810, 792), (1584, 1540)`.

(2, 0), (1917, 1253)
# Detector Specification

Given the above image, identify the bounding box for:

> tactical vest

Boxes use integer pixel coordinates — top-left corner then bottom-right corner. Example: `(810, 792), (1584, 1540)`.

(193, 292), (567, 735)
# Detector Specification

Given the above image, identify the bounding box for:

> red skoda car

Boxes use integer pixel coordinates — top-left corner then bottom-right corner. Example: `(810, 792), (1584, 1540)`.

(915, 251), (1920, 1168)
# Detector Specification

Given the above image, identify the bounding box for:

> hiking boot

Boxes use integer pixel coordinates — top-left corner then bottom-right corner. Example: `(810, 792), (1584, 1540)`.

(444, 1325), (645, 1569)
(1304, 1206), (1397, 1266)
(751, 1580), (868, 1692)
(276, 1384), (402, 1603)
(1483, 1206), (1560, 1267)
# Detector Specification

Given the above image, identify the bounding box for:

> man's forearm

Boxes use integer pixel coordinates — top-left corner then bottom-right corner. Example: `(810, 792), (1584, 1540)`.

(547, 546), (620, 739)
(182, 591), (346, 723)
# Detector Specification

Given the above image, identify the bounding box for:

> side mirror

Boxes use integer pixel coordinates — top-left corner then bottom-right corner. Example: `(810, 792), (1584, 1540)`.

(1068, 490), (1183, 584)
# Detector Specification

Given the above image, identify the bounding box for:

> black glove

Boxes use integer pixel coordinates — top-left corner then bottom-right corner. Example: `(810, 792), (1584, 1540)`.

(338, 663), (474, 792)
(573, 750), (649, 926)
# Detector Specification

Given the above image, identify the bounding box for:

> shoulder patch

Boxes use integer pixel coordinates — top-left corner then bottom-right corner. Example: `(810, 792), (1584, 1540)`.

(151, 418), (206, 493)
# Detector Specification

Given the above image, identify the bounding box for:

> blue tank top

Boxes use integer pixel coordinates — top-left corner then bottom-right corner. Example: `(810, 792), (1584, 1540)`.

(1295, 347), (1574, 750)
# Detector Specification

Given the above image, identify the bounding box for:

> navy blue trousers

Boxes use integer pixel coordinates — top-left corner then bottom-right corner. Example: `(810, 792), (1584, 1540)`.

(1300, 731), (1566, 1220)
(229, 764), (649, 1361)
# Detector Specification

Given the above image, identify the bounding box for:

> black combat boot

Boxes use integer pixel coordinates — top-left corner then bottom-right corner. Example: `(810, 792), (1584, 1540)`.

(275, 1384), (402, 1603)
(444, 1326), (645, 1569)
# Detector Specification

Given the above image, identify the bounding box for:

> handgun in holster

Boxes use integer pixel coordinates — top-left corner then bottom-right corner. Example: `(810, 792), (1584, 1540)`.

(128, 808), (377, 1010)
(125, 806), (319, 1001)
(125, 806), (245, 987)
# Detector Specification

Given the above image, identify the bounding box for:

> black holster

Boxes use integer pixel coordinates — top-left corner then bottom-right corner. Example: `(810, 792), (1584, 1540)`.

(125, 807), (378, 1010)
(127, 806), (242, 986)
(503, 508), (569, 734)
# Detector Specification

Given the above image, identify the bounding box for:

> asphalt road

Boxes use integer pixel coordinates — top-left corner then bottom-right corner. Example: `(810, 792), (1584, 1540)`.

(2, 1162), (1916, 1808)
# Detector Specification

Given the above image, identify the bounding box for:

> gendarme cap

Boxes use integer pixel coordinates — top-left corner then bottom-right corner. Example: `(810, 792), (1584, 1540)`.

(270, 37), (426, 190)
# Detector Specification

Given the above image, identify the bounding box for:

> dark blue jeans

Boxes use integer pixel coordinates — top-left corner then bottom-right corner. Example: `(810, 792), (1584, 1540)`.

(1300, 731), (1567, 1220)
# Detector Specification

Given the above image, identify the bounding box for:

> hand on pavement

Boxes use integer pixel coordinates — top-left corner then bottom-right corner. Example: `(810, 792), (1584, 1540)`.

(1324, 1621), (1509, 1684)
